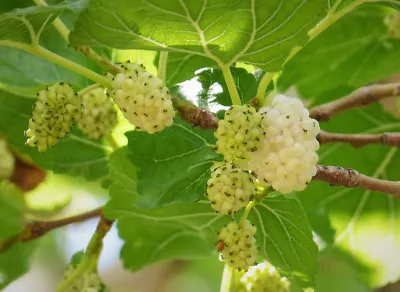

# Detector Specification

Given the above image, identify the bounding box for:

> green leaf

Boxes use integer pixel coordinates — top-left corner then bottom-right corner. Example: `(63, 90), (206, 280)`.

(299, 99), (400, 287)
(278, 7), (400, 98)
(0, 242), (38, 290)
(249, 193), (318, 289)
(70, 0), (326, 71)
(0, 90), (111, 180)
(103, 147), (138, 219)
(126, 118), (220, 208)
(0, 181), (25, 238)
(164, 52), (215, 86)
(196, 67), (259, 106)
(0, 0), (87, 44)
(117, 201), (229, 271)
(115, 193), (316, 289)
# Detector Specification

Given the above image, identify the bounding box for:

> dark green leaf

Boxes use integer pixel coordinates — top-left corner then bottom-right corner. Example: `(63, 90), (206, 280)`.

(126, 118), (220, 208)
(249, 193), (318, 289)
(71, 0), (326, 71)
(278, 7), (400, 98)
(0, 90), (110, 180)
(0, 242), (38, 289)
(0, 181), (25, 238)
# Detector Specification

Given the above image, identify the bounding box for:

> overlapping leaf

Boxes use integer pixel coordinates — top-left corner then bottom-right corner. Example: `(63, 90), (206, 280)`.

(279, 7), (400, 98)
(71, 0), (326, 71)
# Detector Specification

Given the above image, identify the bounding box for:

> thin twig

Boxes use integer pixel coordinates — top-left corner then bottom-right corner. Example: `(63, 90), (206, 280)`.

(56, 214), (113, 292)
(20, 207), (103, 242)
(172, 96), (219, 129)
(318, 131), (400, 148)
(313, 165), (400, 197)
(310, 83), (400, 121)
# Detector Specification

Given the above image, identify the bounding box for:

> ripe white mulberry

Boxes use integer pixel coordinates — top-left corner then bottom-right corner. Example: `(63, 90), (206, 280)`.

(110, 62), (175, 134)
(0, 139), (15, 179)
(240, 261), (290, 292)
(218, 220), (257, 270)
(63, 265), (107, 292)
(25, 83), (81, 152)
(248, 95), (319, 193)
(215, 105), (264, 162)
(207, 163), (256, 214)
(77, 87), (118, 139)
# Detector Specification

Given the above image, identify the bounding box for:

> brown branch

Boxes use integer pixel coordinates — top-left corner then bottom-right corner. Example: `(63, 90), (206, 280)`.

(313, 165), (400, 197)
(317, 131), (400, 148)
(20, 207), (103, 242)
(172, 96), (219, 129)
(310, 83), (400, 121)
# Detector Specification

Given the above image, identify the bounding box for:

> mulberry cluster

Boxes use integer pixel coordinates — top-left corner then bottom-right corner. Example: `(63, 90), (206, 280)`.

(25, 83), (81, 152)
(63, 265), (108, 292)
(77, 87), (118, 139)
(207, 163), (256, 214)
(215, 105), (264, 162)
(218, 220), (257, 270)
(0, 139), (15, 179)
(248, 95), (319, 193)
(240, 261), (290, 292)
(110, 61), (175, 134)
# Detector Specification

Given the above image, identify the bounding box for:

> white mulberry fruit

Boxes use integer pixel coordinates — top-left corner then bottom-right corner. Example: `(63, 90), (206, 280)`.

(215, 105), (264, 162)
(0, 139), (15, 179)
(63, 264), (107, 292)
(77, 87), (118, 139)
(207, 163), (256, 214)
(240, 261), (290, 292)
(248, 95), (319, 193)
(110, 62), (175, 134)
(25, 82), (81, 152)
(218, 220), (257, 270)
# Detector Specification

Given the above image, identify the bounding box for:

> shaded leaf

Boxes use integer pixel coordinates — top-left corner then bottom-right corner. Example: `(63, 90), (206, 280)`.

(126, 118), (220, 208)
(279, 7), (400, 98)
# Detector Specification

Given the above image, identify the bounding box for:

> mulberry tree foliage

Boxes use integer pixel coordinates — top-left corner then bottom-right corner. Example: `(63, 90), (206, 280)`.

(0, 1), (399, 292)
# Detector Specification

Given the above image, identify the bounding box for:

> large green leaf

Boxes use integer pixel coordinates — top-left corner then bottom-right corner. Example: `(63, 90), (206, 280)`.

(0, 242), (38, 290)
(249, 193), (318, 289)
(126, 118), (220, 208)
(0, 181), (25, 239)
(70, 0), (326, 71)
(0, 90), (111, 180)
(299, 98), (400, 287)
(115, 193), (316, 290)
(278, 7), (400, 98)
